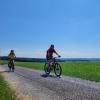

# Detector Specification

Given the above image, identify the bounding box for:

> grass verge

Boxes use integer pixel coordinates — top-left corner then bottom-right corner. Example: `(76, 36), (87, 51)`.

(0, 74), (17, 100)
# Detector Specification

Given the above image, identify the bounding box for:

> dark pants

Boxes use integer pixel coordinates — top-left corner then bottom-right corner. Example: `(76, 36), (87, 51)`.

(8, 59), (15, 71)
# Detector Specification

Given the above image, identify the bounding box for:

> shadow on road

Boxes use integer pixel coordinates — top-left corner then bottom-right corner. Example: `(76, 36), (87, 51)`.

(41, 74), (61, 78)
(0, 70), (10, 73)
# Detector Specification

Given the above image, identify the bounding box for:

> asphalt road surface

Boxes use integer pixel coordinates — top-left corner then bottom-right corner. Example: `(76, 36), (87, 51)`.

(0, 65), (100, 100)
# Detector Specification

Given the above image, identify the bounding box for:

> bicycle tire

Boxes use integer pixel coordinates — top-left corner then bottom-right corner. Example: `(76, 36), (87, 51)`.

(54, 63), (62, 77)
(44, 63), (51, 75)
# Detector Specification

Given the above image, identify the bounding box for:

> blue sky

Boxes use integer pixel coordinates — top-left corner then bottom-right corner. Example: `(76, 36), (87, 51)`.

(0, 0), (100, 58)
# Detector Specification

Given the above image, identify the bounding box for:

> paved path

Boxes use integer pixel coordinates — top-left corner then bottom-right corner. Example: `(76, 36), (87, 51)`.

(0, 65), (100, 100)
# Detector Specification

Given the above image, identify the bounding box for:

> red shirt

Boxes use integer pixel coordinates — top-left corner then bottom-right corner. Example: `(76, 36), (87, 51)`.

(46, 48), (56, 58)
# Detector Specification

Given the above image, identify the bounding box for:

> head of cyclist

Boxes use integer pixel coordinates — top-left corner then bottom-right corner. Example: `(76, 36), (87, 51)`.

(50, 44), (54, 49)
(10, 50), (14, 54)
(49, 44), (61, 58)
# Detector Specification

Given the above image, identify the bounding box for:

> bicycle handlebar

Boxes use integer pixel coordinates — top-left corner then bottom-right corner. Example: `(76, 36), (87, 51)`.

(53, 56), (61, 59)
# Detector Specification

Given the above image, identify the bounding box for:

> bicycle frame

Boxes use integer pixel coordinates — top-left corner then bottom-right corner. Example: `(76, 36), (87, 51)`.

(51, 57), (58, 65)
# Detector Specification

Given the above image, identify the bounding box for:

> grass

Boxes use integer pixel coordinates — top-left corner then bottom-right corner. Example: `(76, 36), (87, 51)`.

(60, 61), (100, 82)
(15, 61), (44, 70)
(0, 60), (8, 65)
(1, 60), (100, 82)
(0, 74), (17, 100)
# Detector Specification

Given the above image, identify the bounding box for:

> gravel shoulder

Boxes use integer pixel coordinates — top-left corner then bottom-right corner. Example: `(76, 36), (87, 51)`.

(0, 65), (100, 100)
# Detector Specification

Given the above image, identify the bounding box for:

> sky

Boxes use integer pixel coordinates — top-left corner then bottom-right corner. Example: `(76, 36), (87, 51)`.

(0, 0), (100, 58)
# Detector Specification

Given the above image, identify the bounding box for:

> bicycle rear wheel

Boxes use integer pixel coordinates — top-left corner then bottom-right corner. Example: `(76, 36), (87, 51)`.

(8, 62), (11, 69)
(11, 62), (15, 71)
(54, 63), (62, 77)
(44, 63), (51, 75)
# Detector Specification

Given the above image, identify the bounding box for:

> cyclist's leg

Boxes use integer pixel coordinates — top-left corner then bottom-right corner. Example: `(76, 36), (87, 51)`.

(47, 59), (53, 68)
(11, 60), (15, 72)
(8, 59), (11, 71)
(44, 59), (51, 75)
(47, 56), (53, 67)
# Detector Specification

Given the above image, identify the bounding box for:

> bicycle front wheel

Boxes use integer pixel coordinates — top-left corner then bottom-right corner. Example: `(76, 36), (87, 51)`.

(54, 63), (62, 77)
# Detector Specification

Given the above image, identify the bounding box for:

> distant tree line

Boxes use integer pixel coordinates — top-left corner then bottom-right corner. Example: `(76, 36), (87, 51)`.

(0, 56), (63, 62)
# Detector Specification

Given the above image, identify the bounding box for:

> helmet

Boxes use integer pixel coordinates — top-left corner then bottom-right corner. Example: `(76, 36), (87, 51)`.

(50, 44), (54, 48)
(11, 50), (14, 53)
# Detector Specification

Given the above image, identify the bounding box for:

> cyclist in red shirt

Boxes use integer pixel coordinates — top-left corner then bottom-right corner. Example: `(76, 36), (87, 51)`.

(46, 44), (60, 60)
(46, 44), (60, 67)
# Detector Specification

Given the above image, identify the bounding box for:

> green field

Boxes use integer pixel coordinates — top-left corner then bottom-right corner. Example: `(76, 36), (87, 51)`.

(61, 61), (100, 82)
(1, 60), (100, 82)
(0, 75), (17, 100)
(0, 60), (8, 65)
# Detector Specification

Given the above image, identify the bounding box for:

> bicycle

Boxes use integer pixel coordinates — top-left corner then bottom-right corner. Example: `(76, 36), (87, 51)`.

(8, 59), (15, 72)
(44, 57), (62, 77)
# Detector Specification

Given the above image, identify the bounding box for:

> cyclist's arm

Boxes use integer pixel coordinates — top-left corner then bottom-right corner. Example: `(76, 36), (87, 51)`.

(14, 53), (16, 58)
(54, 50), (60, 57)
(8, 54), (10, 58)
